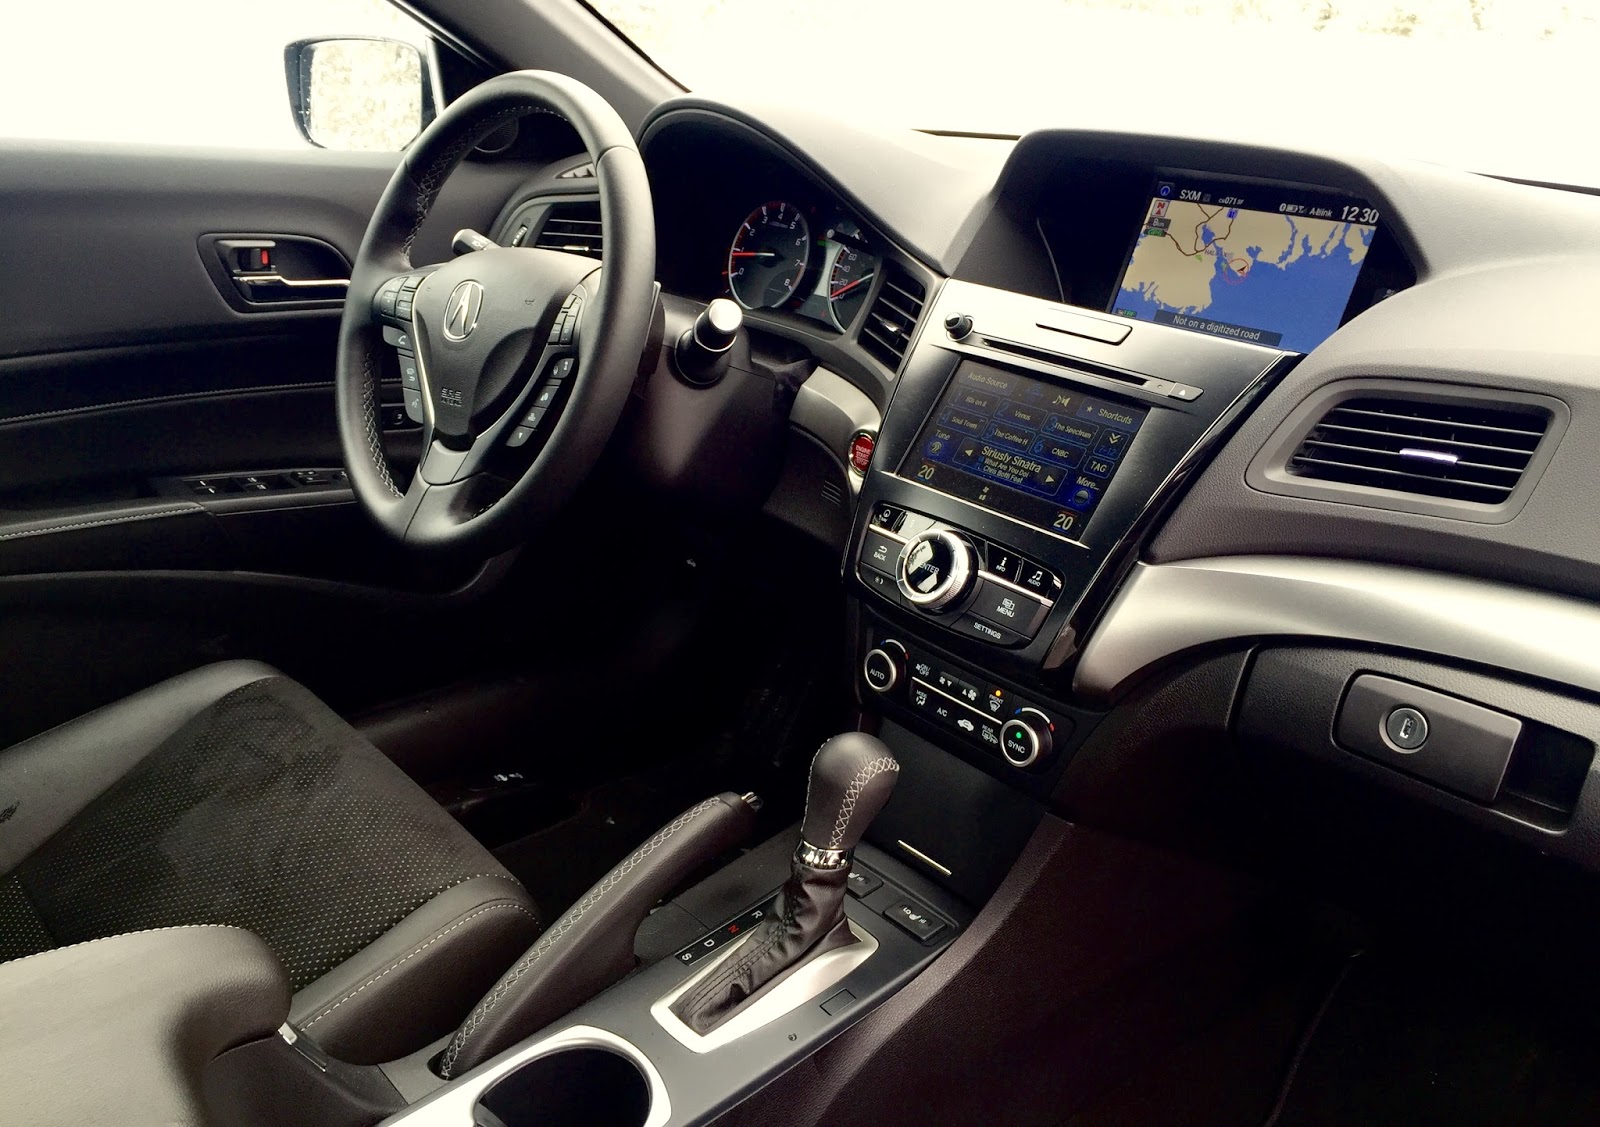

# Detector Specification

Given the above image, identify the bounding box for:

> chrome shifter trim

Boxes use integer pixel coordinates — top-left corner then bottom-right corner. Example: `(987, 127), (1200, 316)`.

(796, 841), (851, 870)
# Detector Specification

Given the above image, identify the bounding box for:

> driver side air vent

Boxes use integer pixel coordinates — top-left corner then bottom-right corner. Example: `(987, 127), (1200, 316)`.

(1287, 395), (1550, 504)
(532, 201), (602, 258)
(859, 263), (926, 373)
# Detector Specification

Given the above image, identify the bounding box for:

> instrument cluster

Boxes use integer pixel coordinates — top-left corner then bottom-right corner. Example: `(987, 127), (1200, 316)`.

(722, 200), (883, 332)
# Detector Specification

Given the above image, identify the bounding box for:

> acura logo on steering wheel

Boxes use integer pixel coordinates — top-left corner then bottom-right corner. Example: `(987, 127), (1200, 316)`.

(443, 280), (484, 342)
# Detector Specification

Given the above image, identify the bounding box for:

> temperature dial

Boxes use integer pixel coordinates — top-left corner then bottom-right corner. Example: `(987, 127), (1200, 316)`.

(1000, 708), (1055, 769)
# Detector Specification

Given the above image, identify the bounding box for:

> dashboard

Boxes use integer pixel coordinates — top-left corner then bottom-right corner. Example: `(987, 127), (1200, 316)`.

(501, 96), (1600, 884)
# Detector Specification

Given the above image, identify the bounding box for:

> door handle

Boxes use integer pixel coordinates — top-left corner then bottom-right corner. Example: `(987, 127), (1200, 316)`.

(232, 272), (349, 289)
(199, 233), (352, 312)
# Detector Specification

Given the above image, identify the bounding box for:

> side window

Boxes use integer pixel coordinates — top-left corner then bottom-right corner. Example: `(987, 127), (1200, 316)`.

(0, 0), (433, 151)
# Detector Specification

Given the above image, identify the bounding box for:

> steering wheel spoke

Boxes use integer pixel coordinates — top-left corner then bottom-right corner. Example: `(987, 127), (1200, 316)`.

(334, 70), (656, 555)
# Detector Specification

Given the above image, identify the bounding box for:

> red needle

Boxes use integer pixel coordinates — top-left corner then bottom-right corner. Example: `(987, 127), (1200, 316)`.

(830, 273), (874, 299)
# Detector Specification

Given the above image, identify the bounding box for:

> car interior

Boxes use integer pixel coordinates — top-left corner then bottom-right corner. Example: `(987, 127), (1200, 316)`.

(4, 2), (1600, 1125)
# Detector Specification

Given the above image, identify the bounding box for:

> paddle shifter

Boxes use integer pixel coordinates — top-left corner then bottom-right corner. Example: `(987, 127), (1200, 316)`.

(672, 732), (900, 1035)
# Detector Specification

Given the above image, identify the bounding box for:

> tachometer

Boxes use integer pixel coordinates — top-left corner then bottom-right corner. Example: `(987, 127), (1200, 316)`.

(727, 201), (811, 310)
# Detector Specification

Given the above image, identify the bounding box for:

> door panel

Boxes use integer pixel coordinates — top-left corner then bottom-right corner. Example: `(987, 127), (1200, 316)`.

(0, 141), (551, 727)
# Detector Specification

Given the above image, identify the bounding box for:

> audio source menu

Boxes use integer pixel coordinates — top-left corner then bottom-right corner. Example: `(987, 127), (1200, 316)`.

(902, 360), (1148, 539)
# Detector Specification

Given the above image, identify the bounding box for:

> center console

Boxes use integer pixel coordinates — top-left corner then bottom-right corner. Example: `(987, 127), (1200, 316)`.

(849, 276), (1295, 797)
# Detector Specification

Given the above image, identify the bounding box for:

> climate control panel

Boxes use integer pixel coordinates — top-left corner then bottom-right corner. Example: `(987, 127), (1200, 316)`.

(862, 633), (1070, 771)
(856, 503), (1064, 648)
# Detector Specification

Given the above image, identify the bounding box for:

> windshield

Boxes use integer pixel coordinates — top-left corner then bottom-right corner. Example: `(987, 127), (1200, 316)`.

(592, 0), (1600, 189)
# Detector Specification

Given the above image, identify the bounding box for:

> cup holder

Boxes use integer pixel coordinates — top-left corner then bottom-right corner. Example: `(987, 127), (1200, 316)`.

(473, 1046), (652, 1127)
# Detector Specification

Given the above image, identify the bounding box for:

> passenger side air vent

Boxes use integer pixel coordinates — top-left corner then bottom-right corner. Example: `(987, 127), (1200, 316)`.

(532, 201), (602, 258)
(859, 263), (926, 373)
(1287, 394), (1551, 504)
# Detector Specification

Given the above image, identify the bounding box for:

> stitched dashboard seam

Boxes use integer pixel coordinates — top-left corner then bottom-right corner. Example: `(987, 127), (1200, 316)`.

(439, 795), (723, 1077)
(0, 505), (201, 543)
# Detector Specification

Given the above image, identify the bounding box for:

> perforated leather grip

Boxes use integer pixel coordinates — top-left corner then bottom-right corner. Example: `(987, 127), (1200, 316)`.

(800, 733), (900, 853)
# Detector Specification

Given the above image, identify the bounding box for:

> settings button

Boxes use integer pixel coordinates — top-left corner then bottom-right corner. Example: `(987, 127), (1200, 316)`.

(968, 578), (1049, 638)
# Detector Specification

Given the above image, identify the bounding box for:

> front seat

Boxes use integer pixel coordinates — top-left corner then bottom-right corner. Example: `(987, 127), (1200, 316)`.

(0, 661), (541, 1064)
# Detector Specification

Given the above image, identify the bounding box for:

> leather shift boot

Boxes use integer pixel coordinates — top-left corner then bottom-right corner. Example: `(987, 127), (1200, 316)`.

(672, 861), (856, 1035)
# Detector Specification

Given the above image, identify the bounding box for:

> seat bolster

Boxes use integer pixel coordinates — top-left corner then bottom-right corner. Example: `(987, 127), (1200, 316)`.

(290, 874), (541, 1065)
(0, 660), (280, 872)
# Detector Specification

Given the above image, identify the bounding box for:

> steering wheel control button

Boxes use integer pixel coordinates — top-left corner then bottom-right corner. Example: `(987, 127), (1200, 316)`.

(863, 648), (900, 694)
(897, 530), (977, 611)
(969, 579), (1049, 638)
(398, 354), (420, 389)
(506, 426), (535, 448)
(1335, 674), (1522, 803)
(404, 391), (425, 424)
(883, 900), (947, 943)
(1385, 707), (1430, 752)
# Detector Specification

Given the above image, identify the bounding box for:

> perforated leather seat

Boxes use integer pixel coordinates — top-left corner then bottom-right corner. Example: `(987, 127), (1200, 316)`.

(0, 661), (540, 1064)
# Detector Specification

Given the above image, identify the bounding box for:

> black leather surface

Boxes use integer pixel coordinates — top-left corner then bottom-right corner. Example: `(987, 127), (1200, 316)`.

(291, 874), (541, 1065)
(0, 661), (538, 1064)
(800, 732), (901, 851)
(0, 925), (289, 1126)
(671, 861), (856, 1035)
(438, 791), (758, 1078)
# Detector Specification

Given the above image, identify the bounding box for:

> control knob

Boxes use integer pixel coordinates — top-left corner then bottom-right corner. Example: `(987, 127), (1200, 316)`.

(897, 529), (978, 612)
(1000, 708), (1055, 769)
(863, 640), (906, 694)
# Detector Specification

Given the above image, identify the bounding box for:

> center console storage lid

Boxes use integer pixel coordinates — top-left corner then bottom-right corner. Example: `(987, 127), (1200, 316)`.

(0, 925), (290, 1126)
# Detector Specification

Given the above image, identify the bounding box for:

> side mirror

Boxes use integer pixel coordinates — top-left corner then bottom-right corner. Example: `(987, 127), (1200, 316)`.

(284, 38), (436, 151)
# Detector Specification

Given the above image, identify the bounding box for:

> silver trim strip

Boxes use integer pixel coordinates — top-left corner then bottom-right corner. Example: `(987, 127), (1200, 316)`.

(796, 841), (852, 869)
(884, 472), (1095, 550)
(234, 272), (350, 288)
(895, 839), (953, 876)
(651, 920), (879, 1053)
(379, 1025), (670, 1126)
(1075, 556), (1600, 701)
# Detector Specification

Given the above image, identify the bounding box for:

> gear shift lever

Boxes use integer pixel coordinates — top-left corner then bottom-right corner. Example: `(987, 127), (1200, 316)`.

(672, 732), (899, 1035)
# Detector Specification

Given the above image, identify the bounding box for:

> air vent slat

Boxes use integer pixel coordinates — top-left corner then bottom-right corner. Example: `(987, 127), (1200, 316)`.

(858, 262), (926, 372)
(531, 201), (602, 259)
(1286, 394), (1550, 506)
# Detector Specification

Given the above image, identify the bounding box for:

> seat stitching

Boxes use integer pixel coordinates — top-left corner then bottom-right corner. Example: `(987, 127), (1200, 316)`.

(0, 923), (248, 966)
(302, 900), (537, 1028)
(439, 796), (722, 1077)
(827, 756), (899, 849)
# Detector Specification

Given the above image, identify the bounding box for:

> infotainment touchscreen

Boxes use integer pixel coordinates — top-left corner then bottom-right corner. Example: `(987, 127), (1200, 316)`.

(1111, 173), (1379, 353)
(901, 360), (1148, 541)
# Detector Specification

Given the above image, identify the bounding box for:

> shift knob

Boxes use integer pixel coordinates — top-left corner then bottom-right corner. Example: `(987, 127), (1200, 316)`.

(799, 732), (900, 857)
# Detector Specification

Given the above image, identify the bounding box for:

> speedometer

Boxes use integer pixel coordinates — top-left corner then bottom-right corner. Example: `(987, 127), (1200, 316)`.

(727, 201), (811, 310)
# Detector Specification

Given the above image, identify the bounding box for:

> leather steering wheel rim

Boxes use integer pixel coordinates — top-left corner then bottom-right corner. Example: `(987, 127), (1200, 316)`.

(334, 71), (655, 555)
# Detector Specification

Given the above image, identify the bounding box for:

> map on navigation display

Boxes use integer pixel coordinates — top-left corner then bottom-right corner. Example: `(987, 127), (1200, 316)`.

(1112, 180), (1378, 353)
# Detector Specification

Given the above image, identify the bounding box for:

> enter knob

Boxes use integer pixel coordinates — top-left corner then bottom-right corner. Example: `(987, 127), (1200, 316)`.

(896, 529), (977, 612)
(1000, 708), (1055, 768)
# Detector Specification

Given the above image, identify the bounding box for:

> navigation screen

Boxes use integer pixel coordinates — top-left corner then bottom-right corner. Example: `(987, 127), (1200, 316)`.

(901, 361), (1148, 541)
(1111, 173), (1379, 353)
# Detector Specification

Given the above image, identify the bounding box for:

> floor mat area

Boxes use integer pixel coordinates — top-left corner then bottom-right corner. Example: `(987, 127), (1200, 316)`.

(1270, 947), (1600, 1127)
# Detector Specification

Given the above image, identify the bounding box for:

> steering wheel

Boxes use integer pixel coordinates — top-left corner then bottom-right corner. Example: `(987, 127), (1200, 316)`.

(334, 71), (655, 555)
